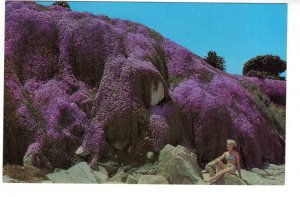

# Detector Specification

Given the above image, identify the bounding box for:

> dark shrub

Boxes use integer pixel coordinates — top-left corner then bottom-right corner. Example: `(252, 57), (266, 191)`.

(243, 55), (286, 80)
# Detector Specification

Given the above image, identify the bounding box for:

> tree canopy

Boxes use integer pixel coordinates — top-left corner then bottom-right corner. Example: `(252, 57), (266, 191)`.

(243, 55), (286, 80)
(204, 51), (226, 71)
(53, 1), (70, 9)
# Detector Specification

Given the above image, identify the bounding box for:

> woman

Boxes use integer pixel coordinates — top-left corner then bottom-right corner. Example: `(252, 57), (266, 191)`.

(206, 139), (242, 184)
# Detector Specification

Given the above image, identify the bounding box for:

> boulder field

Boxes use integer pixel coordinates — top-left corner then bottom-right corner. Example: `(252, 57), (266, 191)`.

(3, 144), (285, 185)
(4, 1), (285, 176)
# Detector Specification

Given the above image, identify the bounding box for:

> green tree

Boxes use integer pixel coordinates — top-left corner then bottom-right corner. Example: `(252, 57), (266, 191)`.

(53, 1), (70, 9)
(243, 55), (286, 80)
(204, 51), (226, 71)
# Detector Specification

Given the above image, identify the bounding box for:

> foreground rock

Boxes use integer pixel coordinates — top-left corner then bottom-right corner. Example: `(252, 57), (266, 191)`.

(98, 161), (119, 176)
(137, 175), (169, 184)
(3, 158), (285, 184)
(3, 175), (21, 183)
(217, 174), (247, 185)
(108, 169), (128, 183)
(157, 144), (206, 184)
(205, 160), (217, 177)
(47, 162), (108, 183)
(241, 164), (285, 185)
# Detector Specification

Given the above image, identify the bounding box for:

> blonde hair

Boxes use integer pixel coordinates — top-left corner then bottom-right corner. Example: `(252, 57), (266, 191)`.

(227, 139), (236, 147)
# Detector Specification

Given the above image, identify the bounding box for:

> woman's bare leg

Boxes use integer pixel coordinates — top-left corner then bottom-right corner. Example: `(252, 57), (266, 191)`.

(215, 160), (226, 173)
(208, 167), (235, 184)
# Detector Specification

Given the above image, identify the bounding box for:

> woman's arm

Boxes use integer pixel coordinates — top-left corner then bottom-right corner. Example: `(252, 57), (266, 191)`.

(236, 152), (242, 178)
(215, 152), (226, 161)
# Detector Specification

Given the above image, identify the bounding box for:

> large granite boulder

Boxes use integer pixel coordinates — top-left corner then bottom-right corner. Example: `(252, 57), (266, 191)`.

(157, 144), (206, 184)
(47, 162), (108, 183)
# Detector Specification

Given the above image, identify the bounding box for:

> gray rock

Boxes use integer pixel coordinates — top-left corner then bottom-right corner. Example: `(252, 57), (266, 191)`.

(251, 168), (268, 176)
(109, 169), (128, 183)
(157, 144), (205, 184)
(41, 180), (52, 183)
(133, 163), (157, 175)
(75, 146), (90, 156)
(150, 81), (165, 106)
(122, 165), (132, 172)
(98, 161), (119, 175)
(125, 173), (145, 184)
(125, 174), (138, 184)
(23, 154), (34, 167)
(259, 164), (284, 185)
(217, 173), (247, 185)
(242, 168), (284, 185)
(264, 164), (285, 176)
(205, 160), (216, 177)
(137, 175), (169, 184)
(146, 152), (155, 162)
(3, 175), (20, 183)
(47, 162), (108, 183)
(241, 169), (266, 185)
(93, 166), (109, 183)
(112, 139), (130, 151)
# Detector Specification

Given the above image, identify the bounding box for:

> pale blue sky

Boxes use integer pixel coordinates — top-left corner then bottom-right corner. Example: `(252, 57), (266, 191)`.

(37, 1), (287, 75)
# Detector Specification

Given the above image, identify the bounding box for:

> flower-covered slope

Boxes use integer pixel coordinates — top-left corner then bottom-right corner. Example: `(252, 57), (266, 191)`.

(4, 1), (285, 169)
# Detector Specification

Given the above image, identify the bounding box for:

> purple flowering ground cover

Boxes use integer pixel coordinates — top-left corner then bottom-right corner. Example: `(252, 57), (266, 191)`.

(4, 2), (285, 170)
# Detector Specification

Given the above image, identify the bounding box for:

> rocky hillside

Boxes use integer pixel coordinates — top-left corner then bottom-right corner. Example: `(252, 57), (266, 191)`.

(4, 1), (285, 174)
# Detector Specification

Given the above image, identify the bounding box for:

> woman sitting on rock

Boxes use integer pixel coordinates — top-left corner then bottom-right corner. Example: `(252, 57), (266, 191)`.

(206, 139), (242, 184)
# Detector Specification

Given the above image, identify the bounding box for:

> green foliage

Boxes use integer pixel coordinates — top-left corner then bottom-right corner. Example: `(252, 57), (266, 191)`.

(52, 1), (70, 9)
(36, 4), (48, 11)
(148, 29), (163, 43)
(204, 51), (226, 71)
(168, 75), (183, 88)
(243, 55), (286, 80)
(22, 89), (47, 130)
(245, 70), (284, 80)
(143, 44), (169, 81)
(125, 21), (138, 33)
(241, 81), (285, 138)
(102, 16), (112, 24)
(201, 69), (214, 84)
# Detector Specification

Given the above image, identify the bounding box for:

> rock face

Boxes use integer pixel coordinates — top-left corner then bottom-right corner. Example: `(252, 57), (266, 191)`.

(157, 144), (205, 184)
(205, 160), (217, 177)
(219, 174), (247, 185)
(150, 81), (165, 105)
(241, 164), (285, 185)
(75, 146), (90, 157)
(4, 1), (285, 170)
(108, 169), (128, 183)
(137, 175), (169, 184)
(47, 162), (108, 183)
